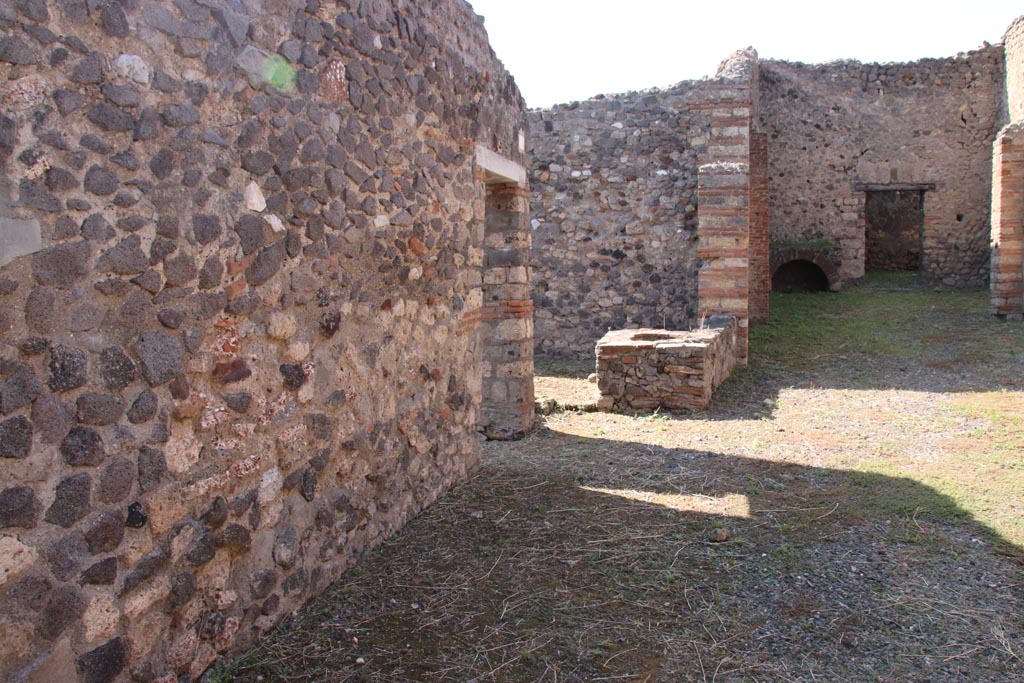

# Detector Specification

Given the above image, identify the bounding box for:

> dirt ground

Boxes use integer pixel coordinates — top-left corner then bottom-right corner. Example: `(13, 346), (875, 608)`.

(223, 276), (1024, 683)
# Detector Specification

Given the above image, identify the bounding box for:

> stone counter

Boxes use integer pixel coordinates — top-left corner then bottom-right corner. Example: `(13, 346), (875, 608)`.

(596, 316), (739, 412)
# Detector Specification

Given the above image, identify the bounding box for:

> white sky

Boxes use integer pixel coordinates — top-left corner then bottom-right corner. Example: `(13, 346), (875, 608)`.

(467, 0), (1021, 109)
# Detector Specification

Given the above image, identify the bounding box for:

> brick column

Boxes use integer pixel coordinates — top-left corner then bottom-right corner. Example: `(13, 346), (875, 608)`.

(698, 162), (750, 364)
(991, 123), (1024, 319)
(479, 184), (534, 439)
(748, 133), (770, 323)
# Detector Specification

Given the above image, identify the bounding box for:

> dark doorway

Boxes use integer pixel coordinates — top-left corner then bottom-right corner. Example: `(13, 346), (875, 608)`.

(865, 190), (924, 271)
(771, 260), (830, 293)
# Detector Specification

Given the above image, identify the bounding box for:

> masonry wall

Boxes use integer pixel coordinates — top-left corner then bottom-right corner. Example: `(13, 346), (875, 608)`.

(991, 16), (1024, 317)
(1004, 16), (1024, 125)
(759, 50), (1004, 286)
(0, 1), (525, 681)
(528, 85), (711, 357)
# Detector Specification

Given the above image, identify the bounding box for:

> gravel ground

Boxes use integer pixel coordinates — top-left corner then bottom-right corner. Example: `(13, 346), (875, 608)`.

(223, 281), (1024, 683)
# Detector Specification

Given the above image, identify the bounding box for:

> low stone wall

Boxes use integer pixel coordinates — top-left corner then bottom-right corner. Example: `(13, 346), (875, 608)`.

(595, 316), (739, 412)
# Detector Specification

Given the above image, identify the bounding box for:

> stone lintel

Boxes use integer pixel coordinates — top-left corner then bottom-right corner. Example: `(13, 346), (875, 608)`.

(476, 145), (527, 186)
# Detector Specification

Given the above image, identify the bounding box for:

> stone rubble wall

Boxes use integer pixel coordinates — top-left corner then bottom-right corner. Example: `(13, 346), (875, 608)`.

(528, 50), (761, 360)
(1004, 15), (1024, 125)
(0, 1), (525, 681)
(527, 84), (715, 357)
(759, 50), (1004, 286)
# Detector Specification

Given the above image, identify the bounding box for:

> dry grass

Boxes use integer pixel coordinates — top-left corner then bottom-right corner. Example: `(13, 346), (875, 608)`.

(220, 275), (1024, 683)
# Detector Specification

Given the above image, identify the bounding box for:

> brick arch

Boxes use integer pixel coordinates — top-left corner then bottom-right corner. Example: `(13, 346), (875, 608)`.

(770, 249), (842, 291)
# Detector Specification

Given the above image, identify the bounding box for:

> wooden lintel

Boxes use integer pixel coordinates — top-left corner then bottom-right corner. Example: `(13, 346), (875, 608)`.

(853, 181), (937, 192)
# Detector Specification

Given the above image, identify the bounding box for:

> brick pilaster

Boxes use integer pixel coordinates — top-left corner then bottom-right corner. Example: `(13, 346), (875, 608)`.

(748, 133), (770, 323)
(991, 123), (1024, 319)
(479, 183), (534, 438)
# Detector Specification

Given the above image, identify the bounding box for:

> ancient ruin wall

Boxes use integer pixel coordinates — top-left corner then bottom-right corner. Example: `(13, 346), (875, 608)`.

(1004, 16), (1024, 124)
(528, 85), (717, 357)
(0, 1), (525, 681)
(759, 49), (1004, 286)
(991, 16), (1024, 317)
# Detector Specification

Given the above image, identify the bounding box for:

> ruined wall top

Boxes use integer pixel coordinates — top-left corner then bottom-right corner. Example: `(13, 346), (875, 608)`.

(1004, 15), (1024, 124)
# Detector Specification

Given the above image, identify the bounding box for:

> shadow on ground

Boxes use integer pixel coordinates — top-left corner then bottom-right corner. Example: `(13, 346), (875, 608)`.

(223, 425), (1024, 682)
(223, 278), (1024, 682)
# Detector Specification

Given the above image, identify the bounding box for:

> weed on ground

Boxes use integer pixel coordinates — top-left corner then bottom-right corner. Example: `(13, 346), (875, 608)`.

(221, 275), (1024, 682)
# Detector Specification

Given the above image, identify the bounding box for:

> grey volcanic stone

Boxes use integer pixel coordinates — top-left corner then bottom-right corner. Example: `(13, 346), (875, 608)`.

(80, 557), (118, 585)
(233, 214), (265, 254)
(76, 637), (126, 683)
(241, 150), (274, 175)
(185, 530), (215, 566)
(37, 586), (86, 640)
(164, 252), (197, 286)
(0, 36), (39, 65)
(102, 83), (140, 107)
(137, 445), (166, 492)
(48, 345), (88, 392)
(120, 547), (168, 594)
(25, 287), (55, 333)
(1, 364), (42, 414)
(100, 4), (130, 38)
(161, 104), (200, 127)
(97, 235), (148, 275)
(84, 165), (119, 196)
(280, 364), (306, 389)
(97, 458), (134, 503)
(17, 337), (50, 356)
(198, 256), (223, 289)
(19, 180), (61, 211)
(87, 103), (134, 132)
(76, 393), (124, 426)
(250, 569), (277, 599)
(32, 394), (73, 443)
(192, 214), (222, 245)
(44, 473), (91, 527)
(32, 241), (92, 288)
(215, 523), (252, 549)
(0, 485), (39, 528)
(16, 0), (49, 22)
(223, 392), (251, 413)
(246, 240), (286, 285)
(166, 572), (196, 611)
(45, 167), (78, 192)
(70, 53), (103, 84)
(150, 147), (175, 179)
(84, 511), (125, 554)
(200, 496), (228, 527)
(127, 390), (158, 424)
(136, 332), (184, 386)
(61, 426), (105, 465)
(99, 347), (136, 390)
(81, 213), (115, 241)
(273, 524), (297, 568)
(157, 308), (185, 329)
(0, 416), (33, 458)
(44, 531), (87, 581)
(54, 89), (86, 115)
(133, 108), (162, 140)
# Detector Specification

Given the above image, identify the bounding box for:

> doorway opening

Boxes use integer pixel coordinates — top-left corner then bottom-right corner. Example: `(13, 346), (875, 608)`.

(864, 190), (924, 272)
